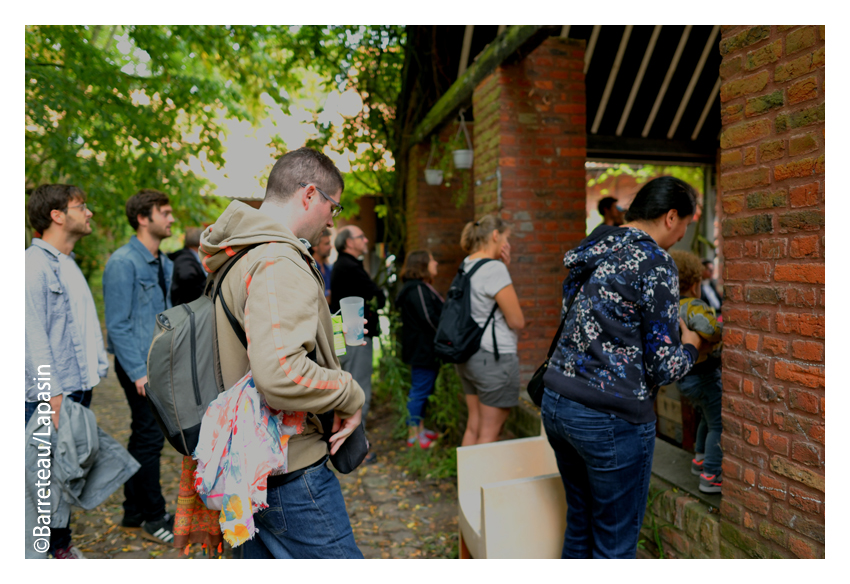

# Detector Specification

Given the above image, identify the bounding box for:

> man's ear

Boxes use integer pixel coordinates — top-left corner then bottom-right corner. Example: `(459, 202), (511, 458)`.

(300, 186), (313, 211)
(49, 208), (66, 227)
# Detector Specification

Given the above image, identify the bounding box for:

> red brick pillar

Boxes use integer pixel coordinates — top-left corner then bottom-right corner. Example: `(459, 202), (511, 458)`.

(472, 37), (587, 387)
(405, 125), (476, 296)
(717, 25), (824, 559)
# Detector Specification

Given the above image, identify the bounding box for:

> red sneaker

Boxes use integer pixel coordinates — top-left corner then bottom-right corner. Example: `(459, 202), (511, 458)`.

(418, 431), (437, 449)
(422, 428), (439, 440)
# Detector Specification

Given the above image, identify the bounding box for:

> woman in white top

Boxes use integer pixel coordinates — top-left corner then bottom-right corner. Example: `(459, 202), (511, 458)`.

(455, 214), (526, 445)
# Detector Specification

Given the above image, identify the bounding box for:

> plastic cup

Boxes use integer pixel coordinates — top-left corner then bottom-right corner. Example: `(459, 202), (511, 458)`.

(339, 297), (365, 346)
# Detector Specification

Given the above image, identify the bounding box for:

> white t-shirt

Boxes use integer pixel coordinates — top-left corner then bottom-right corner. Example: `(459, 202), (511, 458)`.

(462, 257), (517, 354)
(57, 253), (102, 389)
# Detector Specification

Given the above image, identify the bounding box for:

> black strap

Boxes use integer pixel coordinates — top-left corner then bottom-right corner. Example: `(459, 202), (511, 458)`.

(417, 284), (437, 331)
(545, 268), (596, 360)
(212, 244), (262, 349)
(465, 259), (500, 361)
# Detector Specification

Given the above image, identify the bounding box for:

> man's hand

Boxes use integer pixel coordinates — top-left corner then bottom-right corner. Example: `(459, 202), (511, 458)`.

(679, 318), (703, 352)
(135, 375), (148, 397)
(49, 394), (63, 429)
(342, 318), (370, 346)
(328, 408), (363, 455)
(500, 241), (512, 266)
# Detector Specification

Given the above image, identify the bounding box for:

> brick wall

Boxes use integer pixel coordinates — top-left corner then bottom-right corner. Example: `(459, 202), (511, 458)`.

(717, 25), (825, 559)
(471, 37), (588, 384)
(405, 125), (476, 297)
(640, 477), (721, 559)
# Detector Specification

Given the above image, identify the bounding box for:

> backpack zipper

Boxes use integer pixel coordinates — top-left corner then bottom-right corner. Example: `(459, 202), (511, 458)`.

(181, 304), (202, 406)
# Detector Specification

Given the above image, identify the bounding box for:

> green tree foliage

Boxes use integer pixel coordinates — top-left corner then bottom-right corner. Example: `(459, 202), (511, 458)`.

(25, 25), (407, 278)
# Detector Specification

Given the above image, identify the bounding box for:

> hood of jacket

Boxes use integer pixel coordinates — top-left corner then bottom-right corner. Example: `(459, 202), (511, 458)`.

(199, 200), (309, 275)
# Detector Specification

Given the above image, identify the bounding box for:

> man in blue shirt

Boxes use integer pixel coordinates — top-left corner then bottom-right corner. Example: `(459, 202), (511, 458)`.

(103, 189), (176, 545)
(25, 184), (109, 559)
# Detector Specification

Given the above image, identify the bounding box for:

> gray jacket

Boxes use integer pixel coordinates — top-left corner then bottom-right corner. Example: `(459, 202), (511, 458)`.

(25, 240), (109, 401)
(24, 398), (139, 558)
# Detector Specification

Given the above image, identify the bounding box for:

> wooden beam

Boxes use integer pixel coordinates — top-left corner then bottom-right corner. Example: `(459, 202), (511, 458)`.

(584, 25), (601, 74)
(692, 77), (721, 141)
(592, 25), (632, 134)
(642, 25), (692, 138)
(617, 25), (661, 137)
(410, 25), (544, 145)
(668, 25), (719, 139)
(458, 25), (475, 78)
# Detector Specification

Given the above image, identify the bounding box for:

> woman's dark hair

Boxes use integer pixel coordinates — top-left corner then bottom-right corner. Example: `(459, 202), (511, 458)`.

(624, 176), (698, 223)
(400, 250), (433, 283)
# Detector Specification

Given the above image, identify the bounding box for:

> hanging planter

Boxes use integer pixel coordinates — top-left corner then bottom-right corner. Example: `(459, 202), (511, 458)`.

(452, 111), (474, 169)
(423, 141), (444, 185)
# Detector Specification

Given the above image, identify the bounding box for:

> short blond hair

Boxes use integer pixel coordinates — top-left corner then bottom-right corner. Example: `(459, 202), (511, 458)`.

(669, 250), (704, 294)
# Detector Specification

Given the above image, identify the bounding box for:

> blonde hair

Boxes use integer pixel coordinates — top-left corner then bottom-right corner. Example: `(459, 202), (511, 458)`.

(460, 214), (509, 253)
(669, 250), (704, 294)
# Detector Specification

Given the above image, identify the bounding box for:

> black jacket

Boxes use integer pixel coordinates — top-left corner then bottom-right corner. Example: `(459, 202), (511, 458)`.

(396, 279), (444, 369)
(168, 247), (206, 307)
(330, 252), (386, 338)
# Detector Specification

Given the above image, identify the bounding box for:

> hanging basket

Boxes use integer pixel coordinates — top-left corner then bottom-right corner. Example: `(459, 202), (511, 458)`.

(423, 142), (444, 185)
(424, 169), (444, 185)
(452, 112), (474, 170)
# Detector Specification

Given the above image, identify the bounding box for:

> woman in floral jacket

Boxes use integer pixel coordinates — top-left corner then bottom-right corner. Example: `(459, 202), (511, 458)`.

(541, 176), (704, 558)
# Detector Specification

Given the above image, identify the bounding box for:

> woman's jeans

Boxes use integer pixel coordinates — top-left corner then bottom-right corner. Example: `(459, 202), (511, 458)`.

(541, 387), (656, 559)
(406, 367), (439, 427)
(678, 369), (723, 476)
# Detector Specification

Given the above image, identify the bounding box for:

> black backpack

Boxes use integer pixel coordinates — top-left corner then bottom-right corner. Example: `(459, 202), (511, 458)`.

(433, 259), (499, 364)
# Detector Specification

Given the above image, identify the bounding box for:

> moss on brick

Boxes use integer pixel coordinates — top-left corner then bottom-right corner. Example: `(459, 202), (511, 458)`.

(745, 90), (784, 117)
(720, 26), (771, 56)
(747, 189), (787, 210)
(722, 214), (774, 237)
(775, 103), (825, 133)
(786, 26), (817, 55)
(746, 39), (783, 69)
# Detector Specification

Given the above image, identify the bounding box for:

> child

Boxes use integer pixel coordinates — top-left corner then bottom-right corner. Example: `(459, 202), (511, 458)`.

(670, 250), (723, 494)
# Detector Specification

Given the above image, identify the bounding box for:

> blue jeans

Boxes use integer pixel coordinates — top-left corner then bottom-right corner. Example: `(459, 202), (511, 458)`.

(236, 462), (363, 559)
(24, 389), (93, 553)
(678, 369), (723, 476)
(541, 387), (656, 559)
(407, 367), (439, 426)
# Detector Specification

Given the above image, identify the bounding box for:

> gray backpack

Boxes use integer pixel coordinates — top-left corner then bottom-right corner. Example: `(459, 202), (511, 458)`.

(145, 244), (258, 456)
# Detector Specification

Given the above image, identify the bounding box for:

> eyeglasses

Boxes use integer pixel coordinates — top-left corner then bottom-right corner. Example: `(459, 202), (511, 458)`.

(67, 202), (88, 213)
(299, 182), (343, 218)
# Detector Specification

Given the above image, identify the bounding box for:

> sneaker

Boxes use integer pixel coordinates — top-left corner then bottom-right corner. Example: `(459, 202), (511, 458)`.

(417, 431), (437, 449)
(691, 457), (704, 476)
(121, 512), (144, 528)
(141, 513), (175, 545)
(699, 472), (723, 494)
(53, 545), (86, 559)
(422, 428), (439, 440)
(363, 451), (378, 465)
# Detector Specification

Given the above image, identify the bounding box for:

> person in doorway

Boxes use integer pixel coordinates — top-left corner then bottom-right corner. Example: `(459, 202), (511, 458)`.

(103, 189), (176, 545)
(25, 184), (109, 559)
(455, 214), (526, 446)
(541, 176), (704, 558)
(700, 258), (722, 314)
(670, 250), (724, 494)
(396, 250), (444, 449)
(598, 196), (625, 227)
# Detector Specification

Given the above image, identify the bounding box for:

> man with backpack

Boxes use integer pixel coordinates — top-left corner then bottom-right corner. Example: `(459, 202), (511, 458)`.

(199, 147), (365, 559)
(103, 189), (176, 545)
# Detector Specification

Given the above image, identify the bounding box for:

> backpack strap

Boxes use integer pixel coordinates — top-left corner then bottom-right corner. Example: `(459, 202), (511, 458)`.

(210, 243), (263, 349)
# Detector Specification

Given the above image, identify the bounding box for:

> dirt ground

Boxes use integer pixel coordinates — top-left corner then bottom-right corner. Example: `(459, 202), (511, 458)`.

(69, 355), (459, 559)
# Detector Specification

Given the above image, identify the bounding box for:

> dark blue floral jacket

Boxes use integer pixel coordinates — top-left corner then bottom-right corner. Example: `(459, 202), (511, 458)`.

(543, 225), (697, 424)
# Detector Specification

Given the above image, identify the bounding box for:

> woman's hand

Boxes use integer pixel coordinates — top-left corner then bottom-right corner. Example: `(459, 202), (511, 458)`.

(500, 240), (511, 266)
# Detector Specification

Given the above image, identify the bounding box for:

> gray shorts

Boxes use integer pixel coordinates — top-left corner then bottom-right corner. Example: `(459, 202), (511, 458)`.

(456, 349), (520, 409)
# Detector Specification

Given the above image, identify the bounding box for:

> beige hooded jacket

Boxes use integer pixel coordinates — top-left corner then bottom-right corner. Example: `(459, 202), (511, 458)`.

(199, 200), (365, 472)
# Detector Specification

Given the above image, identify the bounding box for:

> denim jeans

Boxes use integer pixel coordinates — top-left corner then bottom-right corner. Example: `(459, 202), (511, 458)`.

(541, 387), (656, 559)
(24, 388), (93, 553)
(678, 369), (723, 476)
(115, 358), (167, 523)
(406, 367), (439, 426)
(236, 462), (363, 559)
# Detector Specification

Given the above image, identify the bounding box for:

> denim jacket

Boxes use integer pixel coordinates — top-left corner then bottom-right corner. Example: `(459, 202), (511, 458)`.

(24, 398), (140, 558)
(25, 240), (109, 401)
(103, 236), (173, 382)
